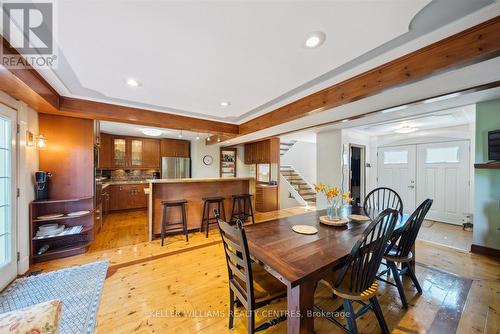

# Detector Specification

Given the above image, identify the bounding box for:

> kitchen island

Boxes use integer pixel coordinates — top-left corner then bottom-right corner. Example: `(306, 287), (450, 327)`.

(148, 177), (255, 240)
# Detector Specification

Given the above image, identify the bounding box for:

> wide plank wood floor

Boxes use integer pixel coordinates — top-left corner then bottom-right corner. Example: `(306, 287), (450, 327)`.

(31, 207), (499, 334)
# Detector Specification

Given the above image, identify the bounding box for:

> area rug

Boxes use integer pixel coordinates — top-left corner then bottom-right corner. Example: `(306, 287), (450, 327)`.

(0, 260), (108, 334)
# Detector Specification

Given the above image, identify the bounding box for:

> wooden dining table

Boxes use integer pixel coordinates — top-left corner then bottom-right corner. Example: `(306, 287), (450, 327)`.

(244, 206), (407, 334)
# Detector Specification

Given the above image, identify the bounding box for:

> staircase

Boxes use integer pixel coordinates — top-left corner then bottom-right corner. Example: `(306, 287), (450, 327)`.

(280, 141), (296, 156)
(280, 165), (316, 205)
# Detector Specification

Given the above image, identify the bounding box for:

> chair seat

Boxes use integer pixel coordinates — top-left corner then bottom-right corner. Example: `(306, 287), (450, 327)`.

(202, 196), (225, 202)
(162, 199), (187, 206)
(321, 269), (379, 301)
(234, 262), (286, 303)
(232, 193), (252, 199)
(384, 248), (413, 263)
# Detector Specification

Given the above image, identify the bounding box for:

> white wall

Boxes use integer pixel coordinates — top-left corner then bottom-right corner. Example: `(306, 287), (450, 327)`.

(191, 141), (251, 178)
(316, 129), (343, 209)
(0, 91), (39, 275)
(280, 141), (317, 184)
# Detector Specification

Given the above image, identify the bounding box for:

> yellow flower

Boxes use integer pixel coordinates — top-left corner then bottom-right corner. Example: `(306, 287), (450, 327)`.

(326, 187), (339, 199)
(342, 192), (353, 203)
(314, 183), (325, 193)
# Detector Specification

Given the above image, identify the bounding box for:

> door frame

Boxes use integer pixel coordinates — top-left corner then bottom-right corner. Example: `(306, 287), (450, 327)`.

(348, 144), (366, 206)
(0, 103), (18, 290)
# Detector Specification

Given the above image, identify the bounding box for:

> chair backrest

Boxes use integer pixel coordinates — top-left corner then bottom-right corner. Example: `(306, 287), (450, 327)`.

(363, 187), (403, 219)
(387, 199), (433, 258)
(214, 209), (254, 309)
(335, 209), (399, 293)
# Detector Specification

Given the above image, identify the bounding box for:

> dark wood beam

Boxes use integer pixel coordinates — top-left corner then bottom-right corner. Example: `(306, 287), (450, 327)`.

(238, 16), (500, 135)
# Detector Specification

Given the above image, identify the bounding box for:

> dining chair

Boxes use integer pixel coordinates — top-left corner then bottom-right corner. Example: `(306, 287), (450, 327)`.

(363, 187), (403, 219)
(377, 199), (433, 308)
(214, 209), (287, 333)
(316, 208), (399, 334)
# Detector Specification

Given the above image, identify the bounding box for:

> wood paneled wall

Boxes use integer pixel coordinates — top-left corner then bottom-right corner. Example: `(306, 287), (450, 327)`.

(38, 114), (94, 199)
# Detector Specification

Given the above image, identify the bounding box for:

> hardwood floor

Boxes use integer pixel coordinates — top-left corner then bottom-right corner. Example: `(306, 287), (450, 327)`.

(31, 207), (499, 334)
(418, 220), (472, 251)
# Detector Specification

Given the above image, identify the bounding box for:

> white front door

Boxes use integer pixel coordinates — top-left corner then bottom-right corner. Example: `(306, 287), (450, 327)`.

(416, 141), (470, 225)
(377, 145), (416, 213)
(0, 104), (17, 290)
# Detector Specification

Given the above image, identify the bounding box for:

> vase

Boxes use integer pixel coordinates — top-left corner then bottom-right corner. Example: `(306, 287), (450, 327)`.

(327, 201), (340, 221)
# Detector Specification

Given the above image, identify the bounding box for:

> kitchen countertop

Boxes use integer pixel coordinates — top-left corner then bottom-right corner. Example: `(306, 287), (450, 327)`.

(149, 177), (255, 184)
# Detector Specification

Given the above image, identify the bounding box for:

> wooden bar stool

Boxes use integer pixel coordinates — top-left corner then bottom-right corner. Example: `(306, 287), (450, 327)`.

(230, 194), (255, 224)
(201, 196), (226, 238)
(160, 199), (188, 246)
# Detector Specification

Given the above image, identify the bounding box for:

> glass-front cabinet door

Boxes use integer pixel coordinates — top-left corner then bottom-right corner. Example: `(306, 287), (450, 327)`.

(130, 139), (143, 166)
(113, 138), (127, 167)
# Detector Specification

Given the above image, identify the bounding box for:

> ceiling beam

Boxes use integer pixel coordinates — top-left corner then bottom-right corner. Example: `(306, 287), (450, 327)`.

(59, 97), (239, 134)
(238, 15), (500, 136)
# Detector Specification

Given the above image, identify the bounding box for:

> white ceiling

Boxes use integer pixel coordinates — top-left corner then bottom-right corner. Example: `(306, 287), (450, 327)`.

(16, 0), (496, 123)
(100, 121), (210, 140)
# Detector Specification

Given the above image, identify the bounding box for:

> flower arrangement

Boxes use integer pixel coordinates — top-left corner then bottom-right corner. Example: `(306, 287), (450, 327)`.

(314, 183), (353, 220)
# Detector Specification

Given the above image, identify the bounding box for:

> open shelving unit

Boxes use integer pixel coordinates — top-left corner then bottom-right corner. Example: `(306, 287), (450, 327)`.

(30, 196), (95, 263)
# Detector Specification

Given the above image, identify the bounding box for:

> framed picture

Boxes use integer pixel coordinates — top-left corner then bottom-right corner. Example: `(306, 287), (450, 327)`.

(220, 147), (237, 177)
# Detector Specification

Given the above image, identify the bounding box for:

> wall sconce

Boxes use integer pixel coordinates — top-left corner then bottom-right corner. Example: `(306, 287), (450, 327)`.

(36, 134), (47, 149)
(26, 131), (34, 147)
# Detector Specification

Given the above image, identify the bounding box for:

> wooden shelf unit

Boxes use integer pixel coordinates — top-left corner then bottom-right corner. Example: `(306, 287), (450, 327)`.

(30, 197), (95, 263)
(474, 162), (500, 169)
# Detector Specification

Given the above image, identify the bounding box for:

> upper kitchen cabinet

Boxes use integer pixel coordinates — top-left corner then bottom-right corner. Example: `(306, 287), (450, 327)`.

(160, 138), (190, 158)
(99, 133), (160, 169)
(99, 133), (113, 169)
(244, 138), (280, 164)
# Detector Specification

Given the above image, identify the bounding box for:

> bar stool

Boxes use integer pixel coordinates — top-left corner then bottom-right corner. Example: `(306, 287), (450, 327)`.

(201, 196), (226, 238)
(160, 199), (188, 246)
(230, 194), (255, 224)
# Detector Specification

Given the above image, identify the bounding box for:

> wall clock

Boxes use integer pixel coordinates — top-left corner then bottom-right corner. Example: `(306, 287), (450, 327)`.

(203, 155), (213, 166)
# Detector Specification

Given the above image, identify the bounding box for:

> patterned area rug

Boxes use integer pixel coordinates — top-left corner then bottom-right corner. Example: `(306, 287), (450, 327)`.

(0, 260), (108, 334)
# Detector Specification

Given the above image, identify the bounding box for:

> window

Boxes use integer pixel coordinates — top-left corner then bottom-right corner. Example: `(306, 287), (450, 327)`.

(383, 150), (408, 164)
(425, 146), (459, 163)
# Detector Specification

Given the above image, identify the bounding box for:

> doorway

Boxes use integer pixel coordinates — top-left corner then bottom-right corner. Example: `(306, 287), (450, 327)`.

(0, 104), (17, 290)
(377, 140), (470, 225)
(349, 145), (365, 207)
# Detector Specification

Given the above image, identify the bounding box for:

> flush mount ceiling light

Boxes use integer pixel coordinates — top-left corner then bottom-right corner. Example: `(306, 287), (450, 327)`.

(395, 125), (419, 134)
(381, 105), (408, 113)
(304, 31), (326, 49)
(126, 78), (141, 87)
(220, 101), (231, 107)
(141, 128), (162, 137)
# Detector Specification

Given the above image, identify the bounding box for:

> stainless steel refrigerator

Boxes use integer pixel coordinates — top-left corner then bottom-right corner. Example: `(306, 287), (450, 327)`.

(161, 157), (191, 179)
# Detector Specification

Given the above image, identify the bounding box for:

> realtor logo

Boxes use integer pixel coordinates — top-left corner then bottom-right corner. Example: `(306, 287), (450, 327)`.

(1, 1), (57, 68)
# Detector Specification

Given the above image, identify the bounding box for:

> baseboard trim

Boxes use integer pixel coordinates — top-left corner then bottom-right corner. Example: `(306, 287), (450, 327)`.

(470, 244), (500, 259)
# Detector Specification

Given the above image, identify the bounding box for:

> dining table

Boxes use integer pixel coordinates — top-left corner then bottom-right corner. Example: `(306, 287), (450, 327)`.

(243, 206), (408, 334)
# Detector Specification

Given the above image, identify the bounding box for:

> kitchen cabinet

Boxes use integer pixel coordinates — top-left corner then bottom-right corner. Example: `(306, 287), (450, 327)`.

(244, 138), (280, 164)
(99, 133), (113, 169)
(255, 184), (278, 212)
(108, 184), (148, 211)
(99, 133), (160, 169)
(160, 138), (190, 158)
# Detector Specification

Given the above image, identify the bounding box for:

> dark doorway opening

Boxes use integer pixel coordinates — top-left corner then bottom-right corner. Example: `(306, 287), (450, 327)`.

(349, 145), (365, 207)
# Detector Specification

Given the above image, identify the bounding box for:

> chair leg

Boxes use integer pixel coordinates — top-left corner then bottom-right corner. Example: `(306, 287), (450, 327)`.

(228, 289), (235, 329)
(343, 299), (358, 334)
(388, 261), (408, 308)
(370, 296), (390, 334)
(201, 201), (207, 233)
(230, 198), (236, 223)
(221, 200), (227, 223)
(182, 203), (188, 242)
(205, 203), (211, 238)
(404, 263), (422, 294)
(160, 205), (167, 246)
(248, 197), (255, 224)
(248, 309), (255, 334)
(243, 198), (247, 222)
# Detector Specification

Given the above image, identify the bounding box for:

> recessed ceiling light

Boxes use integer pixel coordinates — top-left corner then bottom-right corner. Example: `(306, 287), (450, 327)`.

(423, 92), (460, 104)
(126, 78), (141, 87)
(220, 101), (231, 107)
(304, 31), (326, 49)
(207, 136), (211, 142)
(395, 125), (418, 134)
(341, 119), (349, 123)
(381, 105), (408, 113)
(142, 128), (162, 137)
(178, 130), (183, 138)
